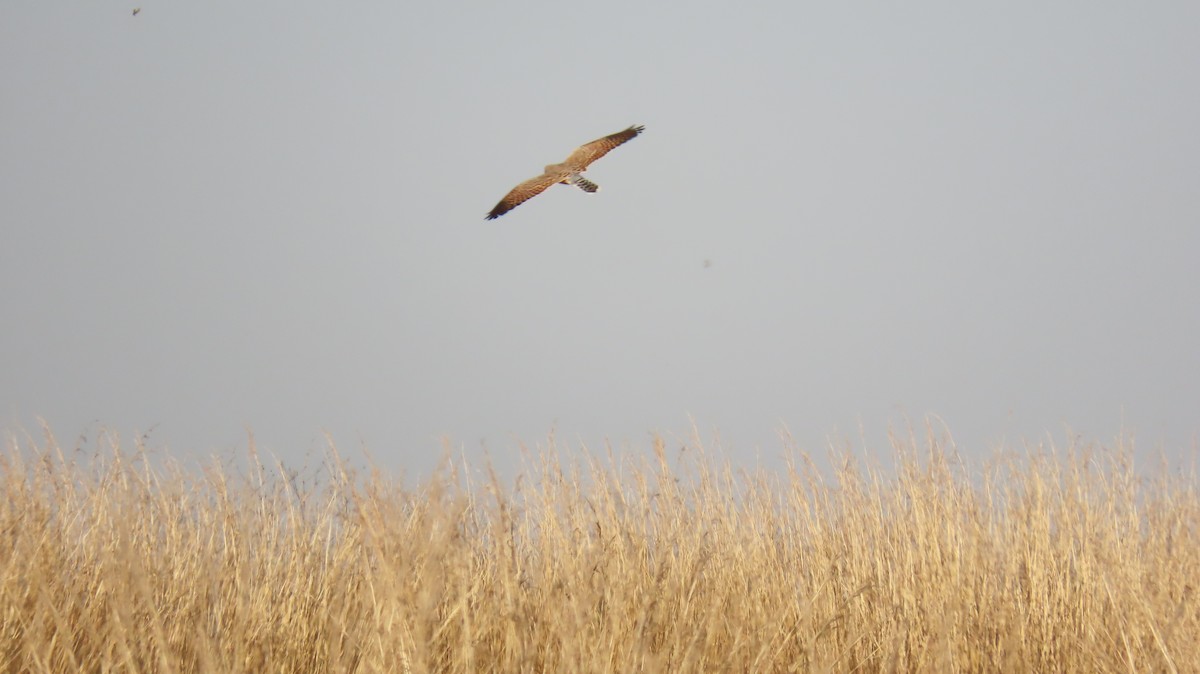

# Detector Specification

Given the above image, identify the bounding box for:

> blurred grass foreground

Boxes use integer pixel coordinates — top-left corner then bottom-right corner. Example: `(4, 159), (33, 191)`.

(2, 426), (1198, 673)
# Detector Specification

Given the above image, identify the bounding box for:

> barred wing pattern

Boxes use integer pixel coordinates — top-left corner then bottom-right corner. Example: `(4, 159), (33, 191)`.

(564, 125), (645, 170)
(485, 124), (644, 220)
(485, 172), (565, 221)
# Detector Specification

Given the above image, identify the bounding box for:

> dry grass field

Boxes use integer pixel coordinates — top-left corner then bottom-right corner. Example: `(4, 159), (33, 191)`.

(2, 425), (1197, 673)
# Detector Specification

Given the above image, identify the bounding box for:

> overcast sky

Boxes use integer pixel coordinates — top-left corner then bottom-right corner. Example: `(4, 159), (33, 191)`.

(3, 1), (1198, 475)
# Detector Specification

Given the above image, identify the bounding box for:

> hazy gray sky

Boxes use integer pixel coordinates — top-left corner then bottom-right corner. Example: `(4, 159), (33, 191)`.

(3, 1), (1198, 474)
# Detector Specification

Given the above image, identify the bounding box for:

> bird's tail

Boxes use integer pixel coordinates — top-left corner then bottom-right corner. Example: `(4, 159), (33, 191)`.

(569, 175), (600, 193)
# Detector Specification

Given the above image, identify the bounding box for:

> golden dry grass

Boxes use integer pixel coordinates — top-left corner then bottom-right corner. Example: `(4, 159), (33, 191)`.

(2, 425), (1197, 673)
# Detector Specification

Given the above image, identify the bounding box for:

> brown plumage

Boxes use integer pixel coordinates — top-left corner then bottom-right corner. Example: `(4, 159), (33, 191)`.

(486, 125), (644, 220)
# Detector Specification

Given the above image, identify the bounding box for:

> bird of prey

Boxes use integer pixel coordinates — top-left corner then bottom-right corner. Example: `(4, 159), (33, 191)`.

(132, 7), (141, 15)
(485, 125), (644, 220)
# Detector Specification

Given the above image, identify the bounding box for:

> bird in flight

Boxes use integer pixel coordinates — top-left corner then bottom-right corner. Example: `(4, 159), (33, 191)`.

(485, 125), (644, 220)
(132, 7), (141, 15)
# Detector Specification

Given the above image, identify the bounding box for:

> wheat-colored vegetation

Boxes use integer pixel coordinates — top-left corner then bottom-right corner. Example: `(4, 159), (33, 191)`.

(2, 425), (1198, 673)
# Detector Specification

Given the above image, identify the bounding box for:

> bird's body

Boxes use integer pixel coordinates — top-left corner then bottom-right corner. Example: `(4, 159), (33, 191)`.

(486, 125), (644, 220)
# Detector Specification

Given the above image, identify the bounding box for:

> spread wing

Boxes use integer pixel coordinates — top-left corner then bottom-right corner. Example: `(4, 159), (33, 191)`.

(485, 171), (564, 220)
(564, 125), (645, 170)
